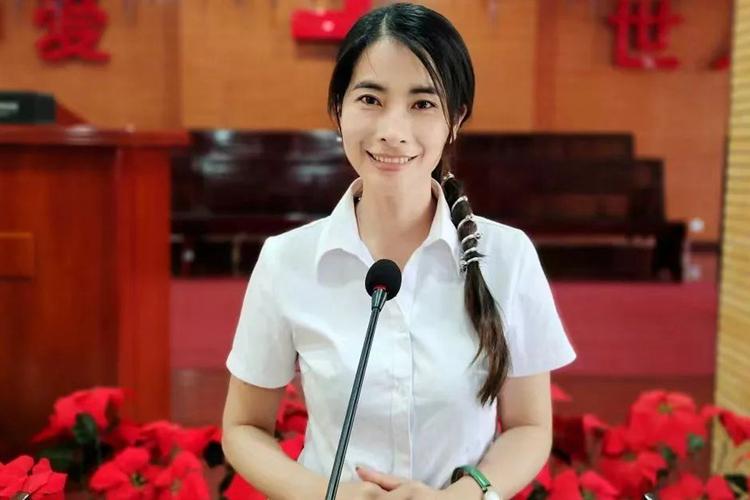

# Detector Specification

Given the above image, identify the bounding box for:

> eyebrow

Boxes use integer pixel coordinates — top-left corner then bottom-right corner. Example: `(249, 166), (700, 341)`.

(351, 80), (437, 95)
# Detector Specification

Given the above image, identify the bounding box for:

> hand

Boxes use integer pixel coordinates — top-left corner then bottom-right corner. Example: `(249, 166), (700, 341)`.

(355, 466), (446, 500)
(334, 479), (388, 500)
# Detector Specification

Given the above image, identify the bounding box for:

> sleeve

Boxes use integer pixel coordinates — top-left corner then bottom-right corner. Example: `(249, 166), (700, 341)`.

(225, 237), (297, 388)
(505, 232), (576, 377)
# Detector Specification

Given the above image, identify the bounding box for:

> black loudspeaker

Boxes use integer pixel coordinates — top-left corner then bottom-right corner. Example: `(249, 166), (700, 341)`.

(0, 92), (56, 124)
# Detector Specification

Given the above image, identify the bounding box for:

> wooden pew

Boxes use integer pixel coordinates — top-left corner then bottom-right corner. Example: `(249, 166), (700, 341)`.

(170, 130), (684, 281)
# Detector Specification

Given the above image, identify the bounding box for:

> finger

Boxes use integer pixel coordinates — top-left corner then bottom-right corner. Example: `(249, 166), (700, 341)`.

(383, 486), (418, 499)
(355, 466), (406, 491)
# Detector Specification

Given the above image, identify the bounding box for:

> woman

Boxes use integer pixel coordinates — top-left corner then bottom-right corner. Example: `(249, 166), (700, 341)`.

(221, 3), (576, 499)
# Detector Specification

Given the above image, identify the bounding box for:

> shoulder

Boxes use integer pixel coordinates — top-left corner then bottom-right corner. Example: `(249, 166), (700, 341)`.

(470, 216), (541, 304)
(472, 216), (536, 260)
(257, 217), (329, 271)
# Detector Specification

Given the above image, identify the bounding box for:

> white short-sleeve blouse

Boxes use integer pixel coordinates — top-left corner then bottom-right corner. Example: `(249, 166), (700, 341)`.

(226, 178), (576, 489)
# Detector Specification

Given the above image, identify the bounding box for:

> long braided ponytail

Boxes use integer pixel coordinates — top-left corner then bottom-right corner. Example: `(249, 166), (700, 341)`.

(328, 2), (510, 405)
(433, 157), (510, 405)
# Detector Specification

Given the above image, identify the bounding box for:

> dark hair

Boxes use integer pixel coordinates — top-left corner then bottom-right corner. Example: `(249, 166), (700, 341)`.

(327, 2), (510, 405)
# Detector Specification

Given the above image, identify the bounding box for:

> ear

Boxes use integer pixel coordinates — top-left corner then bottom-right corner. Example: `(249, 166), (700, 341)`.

(449, 106), (468, 143)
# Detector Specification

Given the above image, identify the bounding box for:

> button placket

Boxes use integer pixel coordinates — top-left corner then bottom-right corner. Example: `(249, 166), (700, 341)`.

(389, 306), (413, 478)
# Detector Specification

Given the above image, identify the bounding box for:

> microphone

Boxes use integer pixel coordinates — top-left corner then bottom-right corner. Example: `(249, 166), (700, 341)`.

(365, 258), (402, 311)
(325, 259), (402, 500)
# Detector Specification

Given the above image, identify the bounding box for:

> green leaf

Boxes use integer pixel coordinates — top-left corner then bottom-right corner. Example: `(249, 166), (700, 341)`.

(659, 445), (677, 467)
(687, 433), (705, 454)
(218, 469), (235, 494)
(725, 474), (748, 493)
(38, 445), (76, 473)
(203, 441), (225, 468)
(72, 413), (99, 447)
(528, 484), (549, 500)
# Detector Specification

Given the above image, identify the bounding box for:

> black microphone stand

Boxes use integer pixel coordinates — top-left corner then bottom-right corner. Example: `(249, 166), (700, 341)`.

(324, 287), (388, 500)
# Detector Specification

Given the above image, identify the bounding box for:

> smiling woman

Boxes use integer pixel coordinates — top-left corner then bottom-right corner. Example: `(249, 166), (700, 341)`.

(339, 39), (448, 184)
(220, 3), (576, 500)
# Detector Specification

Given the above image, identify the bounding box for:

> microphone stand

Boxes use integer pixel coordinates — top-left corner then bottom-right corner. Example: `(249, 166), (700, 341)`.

(324, 287), (388, 500)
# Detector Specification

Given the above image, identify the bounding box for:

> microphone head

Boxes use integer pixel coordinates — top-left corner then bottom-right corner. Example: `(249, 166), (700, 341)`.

(365, 259), (402, 300)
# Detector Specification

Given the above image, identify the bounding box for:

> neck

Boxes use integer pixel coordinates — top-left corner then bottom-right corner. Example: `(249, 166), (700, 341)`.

(355, 179), (436, 267)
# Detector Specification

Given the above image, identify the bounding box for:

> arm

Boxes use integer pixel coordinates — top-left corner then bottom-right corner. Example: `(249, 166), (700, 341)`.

(221, 375), (327, 500)
(445, 372), (553, 499)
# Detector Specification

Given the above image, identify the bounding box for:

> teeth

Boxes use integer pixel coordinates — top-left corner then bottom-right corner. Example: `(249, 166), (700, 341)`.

(371, 153), (413, 164)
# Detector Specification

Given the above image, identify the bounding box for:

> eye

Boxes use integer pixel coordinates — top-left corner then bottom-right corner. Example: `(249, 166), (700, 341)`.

(414, 100), (437, 110)
(357, 95), (380, 106)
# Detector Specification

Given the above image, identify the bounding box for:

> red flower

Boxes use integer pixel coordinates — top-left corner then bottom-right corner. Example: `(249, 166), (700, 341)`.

(579, 471), (619, 500)
(90, 447), (160, 499)
(176, 426), (221, 456)
(224, 474), (265, 500)
(280, 434), (305, 460)
(704, 475), (735, 500)
(599, 450), (666, 498)
(0, 456), (67, 499)
(553, 413), (608, 462)
(536, 462), (552, 489)
(627, 390), (707, 458)
(276, 385), (308, 436)
(139, 421), (180, 458)
(659, 473), (734, 500)
(601, 425), (648, 456)
(659, 473), (704, 500)
(700, 404), (723, 420)
(154, 451), (209, 500)
(544, 469), (618, 500)
(546, 469), (582, 500)
(718, 410), (750, 446)
(105, 419), (144, 449)
(32, 387), (125, 443)
(138, 421), (219, 459)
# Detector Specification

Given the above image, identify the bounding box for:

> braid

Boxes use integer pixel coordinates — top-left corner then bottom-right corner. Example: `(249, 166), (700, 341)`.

(433, 157), (510, 406)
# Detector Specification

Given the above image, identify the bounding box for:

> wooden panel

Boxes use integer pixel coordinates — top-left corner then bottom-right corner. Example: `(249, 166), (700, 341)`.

(0, 233), (34, 278)
(0, 128), (182, 460)
(0, 146), (119, 460)
(714, 0), (750, 475)
(114, 147), (172, 423)
(0, 125), (188, 147)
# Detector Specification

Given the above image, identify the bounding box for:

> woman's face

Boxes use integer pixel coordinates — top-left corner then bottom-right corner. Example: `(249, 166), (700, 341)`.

(339, 38), (452, 194)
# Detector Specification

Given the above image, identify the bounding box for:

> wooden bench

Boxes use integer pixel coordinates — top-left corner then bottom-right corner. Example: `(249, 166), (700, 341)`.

(171, 131), (684, 280)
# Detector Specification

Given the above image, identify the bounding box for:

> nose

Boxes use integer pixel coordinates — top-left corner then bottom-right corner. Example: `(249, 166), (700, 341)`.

(376, 108), (410, 146)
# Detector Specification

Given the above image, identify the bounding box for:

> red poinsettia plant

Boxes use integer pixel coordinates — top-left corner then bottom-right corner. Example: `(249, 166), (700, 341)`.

(12, 387), (226, 499)
(517, 387), (750, 500)
(2, 384), (307, 499)
(0, 456), (67, 499)
(5, 383), (750, 499)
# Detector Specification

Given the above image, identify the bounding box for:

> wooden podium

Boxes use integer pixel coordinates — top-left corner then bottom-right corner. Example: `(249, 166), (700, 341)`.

(0, 122), (188, 459)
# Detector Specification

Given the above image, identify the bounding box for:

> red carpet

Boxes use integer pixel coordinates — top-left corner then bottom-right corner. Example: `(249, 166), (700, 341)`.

(171, 279), (718, 377)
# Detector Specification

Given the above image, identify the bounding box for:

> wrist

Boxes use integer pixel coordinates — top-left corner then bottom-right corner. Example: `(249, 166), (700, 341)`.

(444, 476), (483, 500)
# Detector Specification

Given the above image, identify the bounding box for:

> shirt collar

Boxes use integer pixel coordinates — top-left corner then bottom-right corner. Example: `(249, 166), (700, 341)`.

(315, 178), (462, 275)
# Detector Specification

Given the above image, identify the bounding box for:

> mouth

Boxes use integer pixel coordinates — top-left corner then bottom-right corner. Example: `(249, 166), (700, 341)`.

(366, 151), (419, 166)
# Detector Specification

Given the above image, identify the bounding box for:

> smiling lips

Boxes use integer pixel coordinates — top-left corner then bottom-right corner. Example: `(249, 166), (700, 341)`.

(367, 151), (418, 164)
